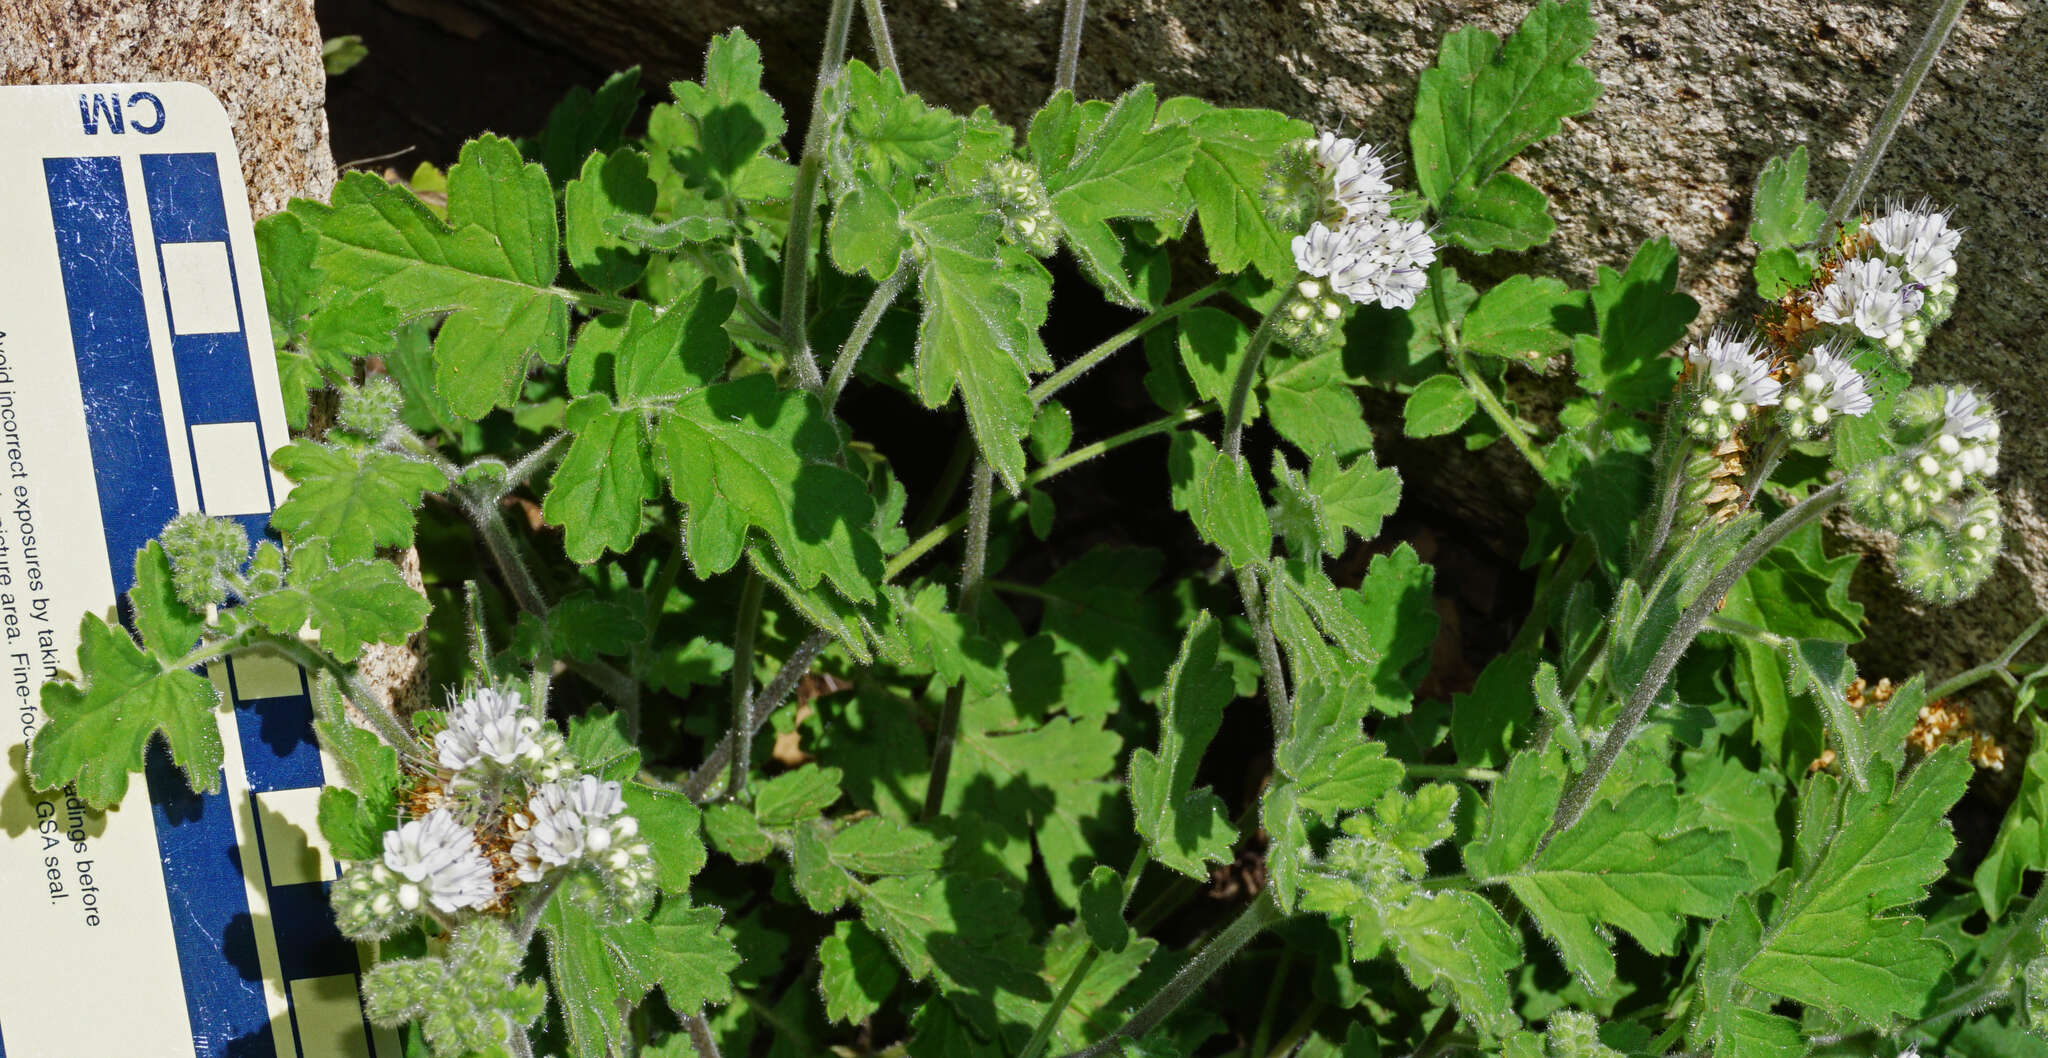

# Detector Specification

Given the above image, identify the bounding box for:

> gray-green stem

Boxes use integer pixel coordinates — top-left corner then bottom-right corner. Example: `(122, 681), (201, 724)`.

(779, 0), (858, 394)
(1054, 0), (1088, 95)
(1055, 890), (1284, 1058)
(258, 634), (417, 757)
(1820, 0), (1971, 243)
(859, 0), (900, 77)
(1220, 299), (1289, 734)
(1029, 280), (1229, 405)
(684, 1014), (724, 1058)
(1931, 612), (2048, 700)
(683, 630), (832, 801)
(726, 572), (767, 801)
(921, 462), (994, 822)
(826, 263), (908, 414)
(1540, 480), (1847, 850)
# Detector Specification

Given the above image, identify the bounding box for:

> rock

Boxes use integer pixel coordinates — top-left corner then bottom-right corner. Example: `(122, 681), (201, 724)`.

(2, 0), (428, 714)
(2, 0), (339, 212)
(498, 0), (2044, 690)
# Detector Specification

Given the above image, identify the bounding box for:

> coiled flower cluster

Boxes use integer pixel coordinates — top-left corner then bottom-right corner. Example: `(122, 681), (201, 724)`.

(1682, 327), (1782, 441)
(1778, 339), (1875, 439)
(1267, 131), (1438, 345)
(1849, 384), (2003, 603)
(983, 157), (1057, 257)
(1807, 201), (1961, 364)
(331, 682), (658, 940)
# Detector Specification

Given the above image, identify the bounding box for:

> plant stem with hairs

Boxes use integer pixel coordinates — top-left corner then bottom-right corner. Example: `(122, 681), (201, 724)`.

(1821, 0), (1970, 242)
(921, 462), (994, 822)
(779, 0), (858, 394)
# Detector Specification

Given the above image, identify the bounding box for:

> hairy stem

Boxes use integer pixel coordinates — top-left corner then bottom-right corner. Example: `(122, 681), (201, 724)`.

(1056, 891), (1284, 1058)
(1821, 0), (1970, 242)
(859, 0), (900, 77)
(467, 497), (550, 616)
(1221, 308), (1281, 461)
(921, 462), (994, 822)
(511, 871), (565, 947)
(826, 264), (909, 414)
(549, 285), (634, 316)
(1931, 612), (2048, 699)
(1238, 564), (1291, 740)
(1017, 848), (1152, 1058)
(259, 634), (417, 756)
(1453, 348), (1548, 477)
(727, 572), (767, 801)
(1405, 764), (1501, 783)
(779, 0), (858, 394)
(1054, 0), (1088, 95)
(683, 630), (832, 801)
(501, 432), (568, 492)
(1028, 279), (1230, 405)
(885, 405), (1216, 579)
(684, 1014), (724, 1058)
(508, 1030), (537, 1058)
(1541, 480), (1847, 849)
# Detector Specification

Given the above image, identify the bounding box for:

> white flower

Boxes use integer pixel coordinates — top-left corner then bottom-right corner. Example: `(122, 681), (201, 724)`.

(436, 685), (544, 773)
(1329, 216), (1437, 310)
(1308, 133), (1394, 221)
(1811, 258), (1924, 340)
(1291, 220), (1355, 277)
(1796, 342), (1874, 419)
(509, 774), (639, 883)
(1687, 327), (1782, 407)
(1941, 386), (1998, 443)
(1868, 199), (1961, 286)
(381, 809), (497, 914)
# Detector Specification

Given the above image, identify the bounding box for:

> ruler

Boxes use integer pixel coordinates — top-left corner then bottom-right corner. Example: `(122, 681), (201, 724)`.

(0, 83), (394, 1058)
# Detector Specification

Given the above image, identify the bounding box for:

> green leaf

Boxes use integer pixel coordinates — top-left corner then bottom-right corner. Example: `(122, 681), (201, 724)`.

(1188, 439), (1272, 569)
(1690, 901), (1806, 1058)
(1570, 238), (1699, 411)
(623, 782), (707, 895)
(944, 711), (1124, 908)
(1386, 890), (1523, 1036)
(1725, 521), (1865, 644)
(1263, 350), (1373, 459)
(269, 441), (446, 560)
(566, 709), (642, 781)
(617, 900), (743, 1015)
(702, 802), (773, 862)
(1438, 171), (1556, 253)
(30, 615), (221, 808)
(131, 541), (206, 661)
(1403, 374), (1476, 439)
(903, 195), (1051, 491)
(1077, 866), (1131, 952)
(317, 787), (384, 861)
(1037, 547), (1177, 698)
(1753, 246), (1816, 301)
(603, 281), (734, 404)
(854, 873), (1049, 1030)
(753, 764), (843, 827)
(1977, 719), (2048, 918)
(1461, 275), (1588, 363)
(896, 582), (1004, 696)
(288, 135), (568, 419)
(1497, 782), (1748, 996)
(820, 920), (899, 1024)
(1353, 544), (1438, 714)
(1409, 0), (1600, 204)
(1305, 452), (1400, 559)
(542, 884), (737, 1058)
(1749, 146), (1825, 252)
(244, 542), (432, 662)
(665, 30), (793, 203)
(544, 395), (659, 562)
(563, 147), (656, 292)
(1276, 677), (1405, 820)
(1129, 613), (1238, 879)
(1035, 86), (1194, 305)
(657, 375), (885, 602)
(794, 820), (854, 911)
(1164, 101), (1312, 278)
(1176, 306), (1254, 414)
(1450, 651), (1537, 768)
(829, 172), (911, 278)
(837, 60), (963, 185)
(1738, 749), (1971, 1024)
(528, 67), (644, 186)
(828, 816), (949, 876)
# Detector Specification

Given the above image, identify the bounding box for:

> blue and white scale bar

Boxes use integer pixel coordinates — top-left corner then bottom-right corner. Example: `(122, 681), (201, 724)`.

(37, 148), (382, 1058)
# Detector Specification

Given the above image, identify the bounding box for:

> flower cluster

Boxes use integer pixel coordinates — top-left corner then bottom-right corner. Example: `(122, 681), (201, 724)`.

(331, 683), (658, 941)
(1778, 339), (1875, 438)
(511, 775), (656, 903)
(1269, 132), (1438, 345)
(1807, 201), (1961, 364)
(984, 157), (1057, 257)
(1682, 327), (1782, 440)
(1850, 384), (2003, 603)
